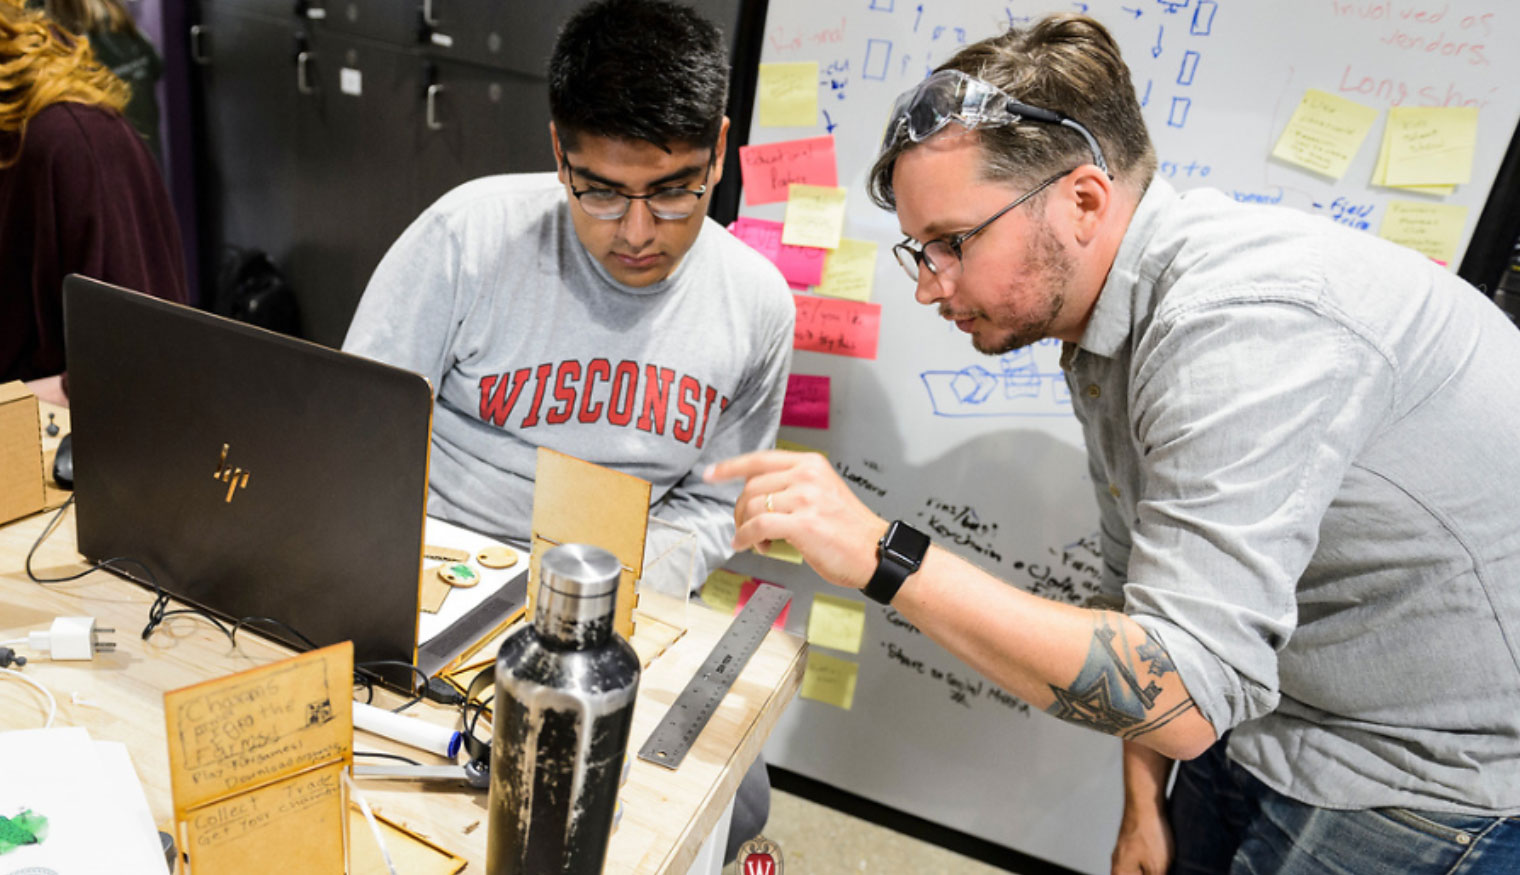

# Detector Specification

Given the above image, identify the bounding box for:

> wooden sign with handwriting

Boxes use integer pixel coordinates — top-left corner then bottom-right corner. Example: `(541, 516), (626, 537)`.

(164, 642), (354, 874)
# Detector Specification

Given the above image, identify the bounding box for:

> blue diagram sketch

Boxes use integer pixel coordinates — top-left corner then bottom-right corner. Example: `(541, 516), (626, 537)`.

(1168, 95), (1191, 127)
(1191, 0), (1218, 35)
(1177, 50), (1199, 85)
(920, 345), (1071, 418)
(1156, 0), (1190, 13)
(869, 0), (895, 11)
(824, 57), (850, 100)
(864, 39), (891, 80)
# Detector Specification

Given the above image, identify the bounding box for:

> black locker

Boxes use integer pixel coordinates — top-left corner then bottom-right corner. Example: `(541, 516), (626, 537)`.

(188, 0), (747, 346)
(414, 0), (565, 75)
(288, 32), (421, 347)
(310, 0), (422, 49)
(190, 5), (305, 281)
(412, 58), (554, 211)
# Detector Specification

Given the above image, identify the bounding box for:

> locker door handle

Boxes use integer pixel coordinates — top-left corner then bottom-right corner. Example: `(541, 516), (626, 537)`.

(426, 84), (444, 130)
(189, 24), (210, 65)
(297, 51), (316, 95)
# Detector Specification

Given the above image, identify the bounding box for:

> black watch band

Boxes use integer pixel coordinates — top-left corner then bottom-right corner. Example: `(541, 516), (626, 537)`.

(862, 520), (930, 605)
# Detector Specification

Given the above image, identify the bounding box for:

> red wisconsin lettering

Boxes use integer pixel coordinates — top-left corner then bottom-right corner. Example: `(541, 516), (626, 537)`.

(695, 385), (719, 449)
(608, 360), (640, 426)
(580, 358), (611, 422)
(519, 362), (554, 428)
(672, 375), (700, 443)
(636, 365), (676, 435)
(546, 360), (582, 425)
(478, 368), (532, 427)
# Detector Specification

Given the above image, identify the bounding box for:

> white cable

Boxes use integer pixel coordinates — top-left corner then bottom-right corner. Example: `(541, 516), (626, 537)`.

(1, 638), (25, 647)
(344, 770), (399, 875)
(1, 667), (57, 728)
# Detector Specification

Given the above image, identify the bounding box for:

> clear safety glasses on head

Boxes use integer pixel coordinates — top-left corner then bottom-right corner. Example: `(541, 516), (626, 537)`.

(878, 69), (1110, 176)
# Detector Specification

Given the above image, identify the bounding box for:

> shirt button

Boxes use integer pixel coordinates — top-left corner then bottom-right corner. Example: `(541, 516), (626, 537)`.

(1109, 484), (1121, 499)
(1086, 384), (1101, 398)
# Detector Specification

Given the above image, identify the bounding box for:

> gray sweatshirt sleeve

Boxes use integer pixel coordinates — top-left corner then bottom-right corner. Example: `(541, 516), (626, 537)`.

(341, 210), (465, 391)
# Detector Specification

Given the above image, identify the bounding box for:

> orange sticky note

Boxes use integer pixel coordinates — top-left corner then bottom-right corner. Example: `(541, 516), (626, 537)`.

(793, 294), (880, 359)
(739, 135), (839, 206)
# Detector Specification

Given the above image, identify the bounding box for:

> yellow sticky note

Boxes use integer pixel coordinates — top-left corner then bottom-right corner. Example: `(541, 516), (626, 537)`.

(758, 539), (805, 564)
(1270, 89), (1378, 180)
(1383, 106), (1479, 187)
(807, 592), (867, 654)
(1371, 122), (1454, 194)
(814, 238), (878, 302)
(702, 568), (746, 615)
(758, 62), (819, 128)
(782, 184), (847, 250)
(1378, 200), (1468, 266)
(800, 650), (859, 709)
(776, 438), (827, 456)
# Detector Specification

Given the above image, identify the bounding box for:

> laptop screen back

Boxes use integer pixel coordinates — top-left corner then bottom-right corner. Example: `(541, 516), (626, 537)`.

(63, 275), (432, 667)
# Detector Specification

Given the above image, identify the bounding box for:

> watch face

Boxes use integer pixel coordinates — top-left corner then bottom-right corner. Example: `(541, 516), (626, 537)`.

(883, 521), (930, 565)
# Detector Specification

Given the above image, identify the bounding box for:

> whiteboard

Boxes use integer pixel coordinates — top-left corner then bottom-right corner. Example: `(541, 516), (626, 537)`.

(730, 2), (1520, 873)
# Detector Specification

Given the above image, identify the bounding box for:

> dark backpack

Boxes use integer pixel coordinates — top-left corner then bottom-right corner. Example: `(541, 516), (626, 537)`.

(213, 247), (301, 336)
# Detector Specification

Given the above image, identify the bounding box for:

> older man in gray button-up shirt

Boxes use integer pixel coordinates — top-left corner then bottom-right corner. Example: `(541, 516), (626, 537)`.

(1067, 171), (1520, 815)
(706, 11), (1520, 874)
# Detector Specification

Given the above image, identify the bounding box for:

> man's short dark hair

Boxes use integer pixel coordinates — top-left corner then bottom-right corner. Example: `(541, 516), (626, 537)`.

(549, 0), (729, 152)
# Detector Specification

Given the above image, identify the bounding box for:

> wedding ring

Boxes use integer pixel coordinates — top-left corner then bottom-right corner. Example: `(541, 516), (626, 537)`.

(765, 493), (775, 513)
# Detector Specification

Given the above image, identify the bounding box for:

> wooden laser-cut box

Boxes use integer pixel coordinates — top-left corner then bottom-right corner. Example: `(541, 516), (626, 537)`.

(0, 381), (46, 526)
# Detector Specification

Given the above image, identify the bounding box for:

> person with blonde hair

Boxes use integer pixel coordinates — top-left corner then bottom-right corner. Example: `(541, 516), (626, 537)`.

(1, 0), (186, 405)
(42, 0), (164, 160)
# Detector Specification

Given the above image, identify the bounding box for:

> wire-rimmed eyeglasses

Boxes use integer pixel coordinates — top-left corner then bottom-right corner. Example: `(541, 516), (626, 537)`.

(892, 168), (1072, 283)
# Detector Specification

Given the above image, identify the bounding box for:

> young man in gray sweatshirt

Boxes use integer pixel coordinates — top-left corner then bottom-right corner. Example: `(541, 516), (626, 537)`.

(343, 1), (793, 861)
(344, 0), (794, 586)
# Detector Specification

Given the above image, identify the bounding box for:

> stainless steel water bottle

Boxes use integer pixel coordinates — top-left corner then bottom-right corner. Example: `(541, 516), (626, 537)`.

(486, 542), (641, 874)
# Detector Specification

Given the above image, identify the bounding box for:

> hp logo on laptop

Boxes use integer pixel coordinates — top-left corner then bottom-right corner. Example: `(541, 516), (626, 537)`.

(214, 443), (251, 502)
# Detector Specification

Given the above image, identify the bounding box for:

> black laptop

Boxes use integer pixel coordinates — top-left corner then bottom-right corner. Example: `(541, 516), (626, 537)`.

(63, 275), (434, 669)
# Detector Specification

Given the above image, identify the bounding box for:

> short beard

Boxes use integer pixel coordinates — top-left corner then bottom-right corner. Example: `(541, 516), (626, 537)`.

(974, 220), (1072, 356)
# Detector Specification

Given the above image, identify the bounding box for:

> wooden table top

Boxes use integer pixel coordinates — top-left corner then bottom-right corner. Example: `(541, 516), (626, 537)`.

(1, 401), (807, 873)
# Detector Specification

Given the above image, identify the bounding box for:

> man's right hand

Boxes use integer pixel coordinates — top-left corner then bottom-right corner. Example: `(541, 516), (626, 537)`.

(1111, 797), (1174, 875)
(1112, 741), (1175, 875)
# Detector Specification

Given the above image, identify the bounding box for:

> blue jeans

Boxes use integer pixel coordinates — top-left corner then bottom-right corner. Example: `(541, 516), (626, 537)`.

(1168, 737), (1520, 874)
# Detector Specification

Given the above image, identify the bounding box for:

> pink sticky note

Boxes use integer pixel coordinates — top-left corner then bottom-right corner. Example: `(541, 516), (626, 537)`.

(739, 135), (839, 206)
(729, 217), (826, 287)
(781, 374), (830, 429)
(739, 579), (792, 629)
(792, 294), (881, 360)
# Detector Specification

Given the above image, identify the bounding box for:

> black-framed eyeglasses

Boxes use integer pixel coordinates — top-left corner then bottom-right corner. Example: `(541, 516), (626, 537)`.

(561, 152), (713, 221)
(892, 169), (1071, 283)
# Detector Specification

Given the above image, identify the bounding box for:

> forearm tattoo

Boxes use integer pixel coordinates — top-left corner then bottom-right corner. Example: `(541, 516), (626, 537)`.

(1045, 612), (1196, 740)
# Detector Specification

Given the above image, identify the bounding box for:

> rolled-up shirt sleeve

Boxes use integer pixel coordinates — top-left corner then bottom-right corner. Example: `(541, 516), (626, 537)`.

(1120, 294), (1394, 734)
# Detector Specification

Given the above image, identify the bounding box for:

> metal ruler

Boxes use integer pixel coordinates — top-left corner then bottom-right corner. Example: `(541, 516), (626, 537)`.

(637, 583), (792, 770)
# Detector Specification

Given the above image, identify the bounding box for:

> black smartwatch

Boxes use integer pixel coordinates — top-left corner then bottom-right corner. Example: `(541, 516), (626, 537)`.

(862, 520), (930, 605)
